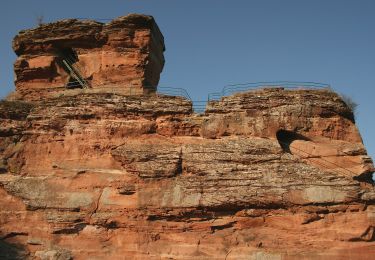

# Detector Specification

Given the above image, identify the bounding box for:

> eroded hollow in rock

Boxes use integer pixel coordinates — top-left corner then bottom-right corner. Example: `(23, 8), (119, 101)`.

(354, 170), (375, 184)
(276, 129), (310, 153)
(59, 47), (78, 62)
(56, 47), (83, 89)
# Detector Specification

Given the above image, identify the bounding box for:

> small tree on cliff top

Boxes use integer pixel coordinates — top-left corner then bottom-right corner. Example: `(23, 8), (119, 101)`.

(340, 93), (358, 115)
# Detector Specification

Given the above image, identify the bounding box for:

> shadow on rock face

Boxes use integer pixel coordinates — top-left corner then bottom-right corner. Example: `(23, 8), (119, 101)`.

(0, 240), (28, 260)
(276, 129), (310, 153)
(354, 171), (375, 185)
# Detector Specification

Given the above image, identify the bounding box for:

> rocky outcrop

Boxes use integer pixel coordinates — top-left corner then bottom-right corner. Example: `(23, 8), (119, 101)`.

(12, 14), (165, 100)
(0, 87), (374, 259)
(204, 88), (359, 141)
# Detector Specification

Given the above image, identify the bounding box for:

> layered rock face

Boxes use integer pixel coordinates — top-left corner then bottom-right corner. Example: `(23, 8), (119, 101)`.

(0, 88), (374, 259)
(12, 14), (165, 100)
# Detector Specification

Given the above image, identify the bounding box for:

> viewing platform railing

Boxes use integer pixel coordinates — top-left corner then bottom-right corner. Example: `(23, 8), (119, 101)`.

(208, 81), (331, 101)
(55, 81), (331, 114)
(157, 87), (192, 100)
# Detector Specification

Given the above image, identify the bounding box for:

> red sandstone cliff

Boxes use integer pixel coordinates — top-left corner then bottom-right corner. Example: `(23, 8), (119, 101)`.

(12, 14), (165, 101)
(1, 14), (375, 260)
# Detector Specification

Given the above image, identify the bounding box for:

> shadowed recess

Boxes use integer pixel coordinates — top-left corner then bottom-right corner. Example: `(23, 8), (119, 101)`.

(0, 240), (28, 260)
(276, 129), (310, 153)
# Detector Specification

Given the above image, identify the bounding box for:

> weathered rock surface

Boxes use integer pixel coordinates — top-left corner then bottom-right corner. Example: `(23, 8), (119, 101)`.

(12, 14), (165, 100)
(0, 87), (374, 259)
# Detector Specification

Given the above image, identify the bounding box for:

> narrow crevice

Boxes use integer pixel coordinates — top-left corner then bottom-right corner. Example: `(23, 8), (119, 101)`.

(176, 148), (183, 176)
(0, 232), (28, 240)
(88, 189), (103, 221)
(52, 223), (86, 234)
(210, 221), (236, 232)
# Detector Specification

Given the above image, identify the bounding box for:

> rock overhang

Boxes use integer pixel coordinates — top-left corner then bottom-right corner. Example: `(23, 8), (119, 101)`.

(12, 14), (166, 101)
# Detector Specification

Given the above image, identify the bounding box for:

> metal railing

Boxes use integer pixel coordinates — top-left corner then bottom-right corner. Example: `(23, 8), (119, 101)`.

(53, 79), (332, 114)
(75, 18), (112, 22)
(192, 101), (207, 114)
(208, 81), (331, 101)
(61, 54), (90, 89)
(157, 87), (192, 100)
(157, 87), (208, 113)
(64, 54), (86, 78)
(64, 79), (92, 89)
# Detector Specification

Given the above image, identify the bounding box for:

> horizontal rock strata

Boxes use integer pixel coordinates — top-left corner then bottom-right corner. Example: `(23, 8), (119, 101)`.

(12, 14), (165, 100)
(0, 88), (374, 259)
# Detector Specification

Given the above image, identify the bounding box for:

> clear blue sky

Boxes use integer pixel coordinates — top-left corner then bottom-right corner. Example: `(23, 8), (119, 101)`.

(1, 0), (374, 163)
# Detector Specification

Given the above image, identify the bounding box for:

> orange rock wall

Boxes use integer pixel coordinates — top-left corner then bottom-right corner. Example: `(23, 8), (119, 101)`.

(12, 14), (165, 100)
(0, 88), (374, 259)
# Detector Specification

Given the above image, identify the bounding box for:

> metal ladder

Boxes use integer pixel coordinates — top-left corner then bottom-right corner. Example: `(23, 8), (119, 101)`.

(61, 54), (90, 89)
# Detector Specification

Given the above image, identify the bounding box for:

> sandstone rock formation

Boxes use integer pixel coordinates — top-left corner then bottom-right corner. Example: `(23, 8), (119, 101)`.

(1, 86), (374, 259)
(12, 14), (165, 101)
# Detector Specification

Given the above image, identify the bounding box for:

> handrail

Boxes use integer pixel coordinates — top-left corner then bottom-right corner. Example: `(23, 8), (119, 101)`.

(157, 86), (192, 100)
(192, 101), (207, 114)
(64, 79), (92, 89)
(75, 18), (112, 22)
(208, 81), (331, 101)
(62, 60), (87, 88)
(65, 55), (83, 74)
(52, 80), (332, 114)
(157, 87), (210, 113)
(62, 56), (90, 88)
(224, 81), (330, 87)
